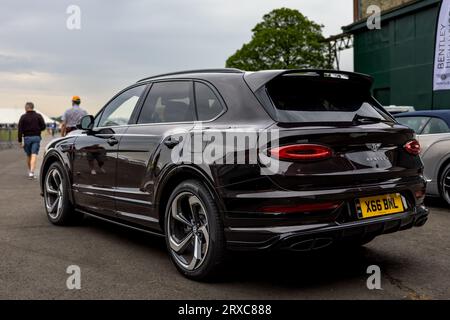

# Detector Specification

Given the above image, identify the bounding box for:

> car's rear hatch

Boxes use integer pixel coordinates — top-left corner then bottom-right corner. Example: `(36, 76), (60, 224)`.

(265, 123), (421, 191)
(247, 70), (423, 191)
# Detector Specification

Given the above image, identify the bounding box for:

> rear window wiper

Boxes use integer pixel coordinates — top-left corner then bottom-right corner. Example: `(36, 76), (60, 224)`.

(352, 113), (390, 124)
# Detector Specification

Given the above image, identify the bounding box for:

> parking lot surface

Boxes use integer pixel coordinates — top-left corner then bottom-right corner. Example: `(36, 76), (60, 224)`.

(0, 141), (449, 299)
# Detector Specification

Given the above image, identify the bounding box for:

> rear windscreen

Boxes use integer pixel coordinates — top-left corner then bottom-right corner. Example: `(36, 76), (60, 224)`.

(265, 75), (391, 123)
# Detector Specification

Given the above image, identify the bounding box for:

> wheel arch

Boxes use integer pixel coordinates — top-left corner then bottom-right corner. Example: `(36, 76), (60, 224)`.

(40, 151), (74, 203)
(420, 139), (450, 196)
(437, 156), (450, 196)
(155, 165), (225, 232)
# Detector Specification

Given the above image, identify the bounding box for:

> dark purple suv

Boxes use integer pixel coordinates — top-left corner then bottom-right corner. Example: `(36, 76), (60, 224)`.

(40, 69), (428, 280)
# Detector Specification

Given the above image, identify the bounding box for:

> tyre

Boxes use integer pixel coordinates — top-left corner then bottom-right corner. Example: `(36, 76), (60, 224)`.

(43, 162), (83, 225)
(439, 163), (450, 206)
(164, 179), (226, 280)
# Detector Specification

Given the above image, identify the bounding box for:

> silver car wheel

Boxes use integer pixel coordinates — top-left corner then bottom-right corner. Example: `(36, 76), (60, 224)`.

(442, 169), (450, 205)
(44, 168), (64, 219)
(167, 192), (210, 271)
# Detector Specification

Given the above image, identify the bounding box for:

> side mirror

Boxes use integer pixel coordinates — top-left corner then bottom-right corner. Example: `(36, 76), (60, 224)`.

(77, 115), (95, 131)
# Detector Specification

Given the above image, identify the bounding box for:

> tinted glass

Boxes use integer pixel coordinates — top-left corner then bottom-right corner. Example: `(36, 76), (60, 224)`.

(98, 85), (145, 127)
(266, 75), (391, 123)
(396, 116), (430, 133)
(137, 81), (194, 124)
(422, 117), (450, 134)
(195, 82), (223, 121)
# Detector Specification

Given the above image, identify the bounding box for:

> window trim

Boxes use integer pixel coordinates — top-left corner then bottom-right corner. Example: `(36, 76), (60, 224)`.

(193, 80), (226, 122)
(93, 78), (228, 130)
(132, 78), (228, 126)
(94, 83), (149, 129)
(134, 79), (196, 125)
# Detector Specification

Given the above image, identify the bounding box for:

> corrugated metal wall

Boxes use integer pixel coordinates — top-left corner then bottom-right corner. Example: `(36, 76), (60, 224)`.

(351, 0), (450, 109)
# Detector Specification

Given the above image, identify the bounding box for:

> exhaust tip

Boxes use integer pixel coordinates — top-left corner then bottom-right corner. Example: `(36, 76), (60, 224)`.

(288, 237), (333, 251)
(414, 216), (428, 227)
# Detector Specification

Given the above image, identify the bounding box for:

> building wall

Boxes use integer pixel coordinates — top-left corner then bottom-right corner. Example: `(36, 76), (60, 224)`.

(356, 0), (416, 20)
(352, 0), (450, 109)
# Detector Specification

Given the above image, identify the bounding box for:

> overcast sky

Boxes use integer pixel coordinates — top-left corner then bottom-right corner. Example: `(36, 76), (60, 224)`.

(0, 0), (353, 117)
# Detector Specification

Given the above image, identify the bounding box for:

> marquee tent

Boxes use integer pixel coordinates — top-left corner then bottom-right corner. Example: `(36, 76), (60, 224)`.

(0, 107), (57, 125)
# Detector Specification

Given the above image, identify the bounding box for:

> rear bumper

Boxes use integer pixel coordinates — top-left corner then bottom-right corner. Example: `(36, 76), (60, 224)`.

(225, 205), (428, 251)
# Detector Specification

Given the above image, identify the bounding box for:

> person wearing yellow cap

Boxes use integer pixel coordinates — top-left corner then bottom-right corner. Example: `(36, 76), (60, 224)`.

(61, 95), (88, 136)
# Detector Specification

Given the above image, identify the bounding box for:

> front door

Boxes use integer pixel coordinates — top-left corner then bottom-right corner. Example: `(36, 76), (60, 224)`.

(72, 84), (147, 217)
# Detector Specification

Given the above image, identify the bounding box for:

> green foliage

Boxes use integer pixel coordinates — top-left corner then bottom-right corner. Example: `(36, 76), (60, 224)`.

(226, 8), (331, 71)
(0, 128), (17, 142)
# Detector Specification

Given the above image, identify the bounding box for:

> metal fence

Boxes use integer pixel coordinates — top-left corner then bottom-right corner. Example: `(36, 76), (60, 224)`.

(0, 128), (17, 150)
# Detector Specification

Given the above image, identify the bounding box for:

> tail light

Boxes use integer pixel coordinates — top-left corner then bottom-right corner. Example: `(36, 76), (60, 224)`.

(269, 144), (332, 161)
(261, 202), (342, 214)
(404, 139), (421, 155)
(414, 190), (425, 199)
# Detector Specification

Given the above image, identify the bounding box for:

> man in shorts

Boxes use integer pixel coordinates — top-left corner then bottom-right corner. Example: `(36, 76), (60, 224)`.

(18, 102), (46, 179)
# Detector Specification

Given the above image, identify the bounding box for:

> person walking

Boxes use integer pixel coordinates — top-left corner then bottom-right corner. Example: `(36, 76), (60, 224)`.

(61, 96), (87, 136)
(18, 102), (46, 179)
(51, 121), (57, 137)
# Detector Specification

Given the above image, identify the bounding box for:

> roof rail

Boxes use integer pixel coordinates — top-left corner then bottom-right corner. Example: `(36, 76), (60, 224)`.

(137, 68), (244, 83)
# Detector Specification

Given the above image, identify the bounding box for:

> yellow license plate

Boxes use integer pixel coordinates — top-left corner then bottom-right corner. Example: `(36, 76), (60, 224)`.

(358, 193), (404, 219)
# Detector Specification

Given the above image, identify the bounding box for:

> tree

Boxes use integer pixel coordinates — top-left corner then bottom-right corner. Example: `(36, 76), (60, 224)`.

(226, 8), (331, 71)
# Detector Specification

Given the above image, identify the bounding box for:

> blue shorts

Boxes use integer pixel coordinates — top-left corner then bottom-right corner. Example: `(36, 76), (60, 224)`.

(23, 136), (41, 156)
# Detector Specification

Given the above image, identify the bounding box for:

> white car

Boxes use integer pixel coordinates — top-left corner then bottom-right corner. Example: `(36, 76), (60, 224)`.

(396, 110), (450, 206)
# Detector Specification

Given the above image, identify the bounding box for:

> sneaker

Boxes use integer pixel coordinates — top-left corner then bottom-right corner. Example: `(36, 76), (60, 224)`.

(91, 170), (97, 175)
(28, 172), (35, 180)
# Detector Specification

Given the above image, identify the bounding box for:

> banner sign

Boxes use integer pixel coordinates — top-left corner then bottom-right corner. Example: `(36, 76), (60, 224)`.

(434, 0), (450, 91)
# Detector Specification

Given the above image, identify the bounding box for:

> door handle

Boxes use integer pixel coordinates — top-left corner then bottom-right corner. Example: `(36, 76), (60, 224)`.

(163, 136), (181, 149)
(107, 137), (119, 146)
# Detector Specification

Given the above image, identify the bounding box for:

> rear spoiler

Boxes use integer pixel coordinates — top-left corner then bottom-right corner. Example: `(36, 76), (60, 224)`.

(243, 69), (373, 92)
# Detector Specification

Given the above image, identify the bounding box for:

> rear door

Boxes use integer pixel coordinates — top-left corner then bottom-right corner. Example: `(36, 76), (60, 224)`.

(114, 80), (196, 227)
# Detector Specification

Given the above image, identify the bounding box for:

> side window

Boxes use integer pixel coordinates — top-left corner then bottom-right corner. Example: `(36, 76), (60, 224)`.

(195, 82), (224, 121)
(422, 118), (450, 134)
(97, 85), (146, 127)
(396, 116), (430, 134)
(137, 81), (194, 124)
